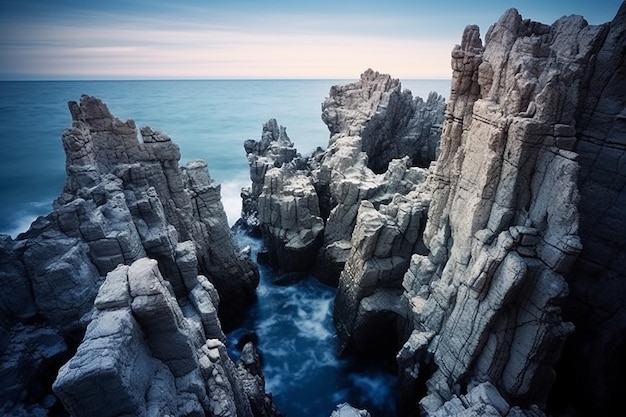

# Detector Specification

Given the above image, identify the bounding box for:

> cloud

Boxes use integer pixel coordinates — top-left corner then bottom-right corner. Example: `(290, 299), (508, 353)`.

(0, 4), (456, 79)
(1, 0), (623, 79)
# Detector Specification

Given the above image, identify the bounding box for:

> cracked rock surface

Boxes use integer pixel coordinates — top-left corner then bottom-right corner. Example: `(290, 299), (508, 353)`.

(1, 96), (274, 417)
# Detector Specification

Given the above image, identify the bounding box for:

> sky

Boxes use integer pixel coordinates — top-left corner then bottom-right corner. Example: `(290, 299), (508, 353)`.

(0, 0), (623, 80)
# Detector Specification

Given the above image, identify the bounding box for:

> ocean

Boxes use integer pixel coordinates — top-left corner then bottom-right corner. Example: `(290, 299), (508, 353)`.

(0, 78), (451, 416)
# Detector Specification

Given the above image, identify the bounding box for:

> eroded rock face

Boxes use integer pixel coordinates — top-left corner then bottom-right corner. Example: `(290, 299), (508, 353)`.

(323, 5), (625, 417)
(551, 3), (626, 415)
(394, 6), (625, 417)
(241, 118), (299, 230)
(60, 95), (257, 326)
(317, 70), (445, 284)
(240, 119), (325, 279)
(54, 258), (274, 417)
(240, 71), (446, 286)
(0, 95), (266, 416)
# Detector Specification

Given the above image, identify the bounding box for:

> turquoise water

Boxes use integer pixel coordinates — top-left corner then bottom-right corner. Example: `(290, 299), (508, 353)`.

(0, 79), (450, 235)
(0, 78), (451, 416)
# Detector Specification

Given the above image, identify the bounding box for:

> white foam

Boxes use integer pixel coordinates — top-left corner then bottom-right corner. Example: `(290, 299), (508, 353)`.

(294, 299), (333, 341)
(219, 175), (249, 226)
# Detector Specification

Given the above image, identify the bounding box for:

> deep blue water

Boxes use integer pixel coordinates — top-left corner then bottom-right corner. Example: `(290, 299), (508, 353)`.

(0, 79), (451, 416)
(229, 232), (399, 417)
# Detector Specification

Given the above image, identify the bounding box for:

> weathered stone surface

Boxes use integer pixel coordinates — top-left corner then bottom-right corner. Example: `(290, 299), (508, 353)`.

(392, 6), (626, 417)
(240, 72), (445, 285)
(315, 71), (444, 284)
(0, 96), (271, 416)
(552, 3), (626, 414)
(257, 163), (325, 278)
(53, 308), (155, 417)
(53, 258), (272, 417)
(239, 119), (325, 278)
(0, 236), (36, 326)
(240, 118), (299, 229)
(0, 325), (68, 412)
(329, 403), (371, 417)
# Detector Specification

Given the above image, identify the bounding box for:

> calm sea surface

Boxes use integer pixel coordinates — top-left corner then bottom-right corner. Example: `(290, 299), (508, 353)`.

(0, 79), (451, 416)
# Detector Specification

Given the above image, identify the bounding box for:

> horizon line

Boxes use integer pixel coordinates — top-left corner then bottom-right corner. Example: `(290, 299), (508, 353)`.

(0, 76), (453, 82)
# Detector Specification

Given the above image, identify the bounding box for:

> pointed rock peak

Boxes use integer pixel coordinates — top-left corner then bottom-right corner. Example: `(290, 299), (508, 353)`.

(613, 0), (626, 25)
(461, 24), (483, 52)
(361, 68), (399, 89)
(68, 94), (115, 123)
(493, 7), (524, 36)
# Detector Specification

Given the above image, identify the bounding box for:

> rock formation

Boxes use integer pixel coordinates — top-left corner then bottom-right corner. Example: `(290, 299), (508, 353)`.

(241, 120), (324, 280)
(316, 70), (446, 285)
(549, 3), (626, 415)
(53, 258), (276, 417)
(0, 95), (274, 416)
(330, 5), (626, 417)
(241, 71), (446, 285)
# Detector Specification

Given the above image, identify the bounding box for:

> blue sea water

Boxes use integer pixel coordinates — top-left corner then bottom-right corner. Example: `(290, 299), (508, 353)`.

(0, 78), (451, 416)
(0, 79), (450, 236)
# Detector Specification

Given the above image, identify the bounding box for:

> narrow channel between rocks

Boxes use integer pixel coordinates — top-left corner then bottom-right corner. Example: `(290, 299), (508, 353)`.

(228, 231), (399, 417)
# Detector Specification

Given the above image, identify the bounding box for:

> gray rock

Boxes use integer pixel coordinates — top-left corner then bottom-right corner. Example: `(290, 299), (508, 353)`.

(0, 325), (68, 410)
(396, 6), (625, 416)
(54, 258), (274, 417)
(329, 403), (371, 417)
(241, 118), (299, 228)
(314, 71), (444, 284)
(257, 164), (325, 276)
(53, 308), (155, 417)
(239, 72), (445, 284)
(1, 96), (272, 416)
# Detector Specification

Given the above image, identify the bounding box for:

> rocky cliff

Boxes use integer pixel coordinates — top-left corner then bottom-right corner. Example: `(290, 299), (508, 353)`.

(237, 4), (626, 417)
(240, 120), (324, 281)
(0, 96), (275, 417)
(331, 5), (626, 417)
(241, 70), (446, 284)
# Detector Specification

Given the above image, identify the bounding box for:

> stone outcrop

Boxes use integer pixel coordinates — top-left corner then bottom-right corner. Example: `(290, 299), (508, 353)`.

(550, 2), (626, 414)
(241, 71), (446, 285)
(330, 5), (626, 417)
(315, 70), (445, 284)
(0, 95), (271, 416)
(240, 119), (325, 279)
(327, 6), (626, 416)
(329, 403), (371, 417)
(240, 119), (299, 229)
(53, 258), (276, 417)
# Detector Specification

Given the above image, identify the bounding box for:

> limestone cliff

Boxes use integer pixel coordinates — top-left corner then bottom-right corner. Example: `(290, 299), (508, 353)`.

(240, 120), (324, 280)
(241, 71), (446, 285)
(331, 5), (626, 417)
(0, 96), (274, 417)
